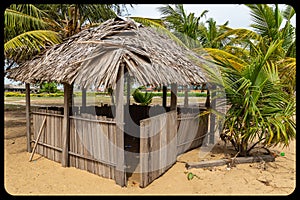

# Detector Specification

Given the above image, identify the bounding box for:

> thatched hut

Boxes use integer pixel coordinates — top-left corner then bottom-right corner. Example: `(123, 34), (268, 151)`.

(6, 17), (214, 187)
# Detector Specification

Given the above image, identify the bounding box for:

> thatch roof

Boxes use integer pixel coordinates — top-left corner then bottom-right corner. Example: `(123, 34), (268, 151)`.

(6, 17), (207, 90)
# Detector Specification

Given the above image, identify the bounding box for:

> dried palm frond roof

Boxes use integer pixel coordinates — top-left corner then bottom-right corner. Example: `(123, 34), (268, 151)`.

(6, 16), (207, 89)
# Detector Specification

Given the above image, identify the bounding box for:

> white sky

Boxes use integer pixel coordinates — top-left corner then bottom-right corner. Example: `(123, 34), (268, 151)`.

(125, 4), (296, 29)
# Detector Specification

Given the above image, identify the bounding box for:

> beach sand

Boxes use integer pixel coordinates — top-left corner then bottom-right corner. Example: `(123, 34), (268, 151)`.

(4, 105), (296, 196)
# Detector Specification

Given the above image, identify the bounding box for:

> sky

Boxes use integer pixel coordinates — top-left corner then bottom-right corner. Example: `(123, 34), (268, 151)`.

(125, 4), (296, 29)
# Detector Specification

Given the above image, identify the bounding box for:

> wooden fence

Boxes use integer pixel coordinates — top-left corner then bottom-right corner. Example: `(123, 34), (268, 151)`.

(31, 105), (208, 188)
(139, 111), (177, 188)
(177, 112), (209, 155)
(32, 107), (120, 183)
(32, 107), (63, 163)
(69, 113), (117, 179)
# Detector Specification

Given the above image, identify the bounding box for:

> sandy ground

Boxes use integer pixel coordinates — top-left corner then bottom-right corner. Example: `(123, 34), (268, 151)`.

(3, 103), (296, 196)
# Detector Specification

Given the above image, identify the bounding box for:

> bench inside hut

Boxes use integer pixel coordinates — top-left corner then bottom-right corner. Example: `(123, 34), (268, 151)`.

(6, 17), (216, 188)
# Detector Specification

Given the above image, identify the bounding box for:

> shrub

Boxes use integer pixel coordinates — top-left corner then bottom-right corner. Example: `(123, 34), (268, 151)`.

(5, 92), (25, 97)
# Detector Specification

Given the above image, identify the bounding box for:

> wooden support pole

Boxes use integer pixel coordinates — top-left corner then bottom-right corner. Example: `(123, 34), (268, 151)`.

(115, 63), (126, 187)
(82, 88), (86, 113)
(62, 83), (71, 167)
(25, 83), (32, 152)
(205, 88), (210, 108)
(209, 85), (216, 144)
(162, 85), (167, 109)
(126, 73), (130, 105)
(29, 117), (47, 161)
(184, 85), (188, 108)
(170, 83), (177, 111)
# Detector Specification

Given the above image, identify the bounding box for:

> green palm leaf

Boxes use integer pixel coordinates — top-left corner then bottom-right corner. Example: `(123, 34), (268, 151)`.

(131, 16), (188, 49)
(5, 30), (61, 60)
(5, 9), (48, 32)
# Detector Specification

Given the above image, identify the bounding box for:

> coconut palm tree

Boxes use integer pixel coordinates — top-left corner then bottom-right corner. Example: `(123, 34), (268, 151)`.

(192, 4), (296, 156)
(35, 4), (124, 38)
(5, 4), (133, 65)
(204, 4), (296, 95)
(4, 4), (62, 64)
(197, 17), (230, 49)
(198, 39), (296, 156)
(158, 4), (209, 48)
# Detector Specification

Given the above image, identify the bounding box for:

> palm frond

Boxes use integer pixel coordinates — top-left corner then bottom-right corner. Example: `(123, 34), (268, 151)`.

(9, 4), (48, 18)
(245, 4), (277, 36)
(5, 9), (49, 35)
(131, 16), (188, 49)
(282, 4), (295, 21)
(198, 48), (248, 71)
(5, 30), (61, 59)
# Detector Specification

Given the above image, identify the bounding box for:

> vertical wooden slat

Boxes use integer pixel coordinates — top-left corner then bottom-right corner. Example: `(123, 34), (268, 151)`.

(82, 113), (88, 171)
(139, 120), (148, 187)
(51, 110), (55, 160)
(69, 117), (74, 166)
(79, 116), (84, 170)
(39, 110), (44, 155)
(74, 118), (78, 168)
(170, 83), (177, 111)
(109, 119), (116, 179)
(94, 116), (101, 176)
(115, 63), (126, 187)
(160, 114), (167, 174)
(25, 83), (32, 152)
(103, 116), (110, 177)
(45, 109), (49, 158)
(53, 110), (58, 162)
(58, 109), (63, 162)
(62, 83), (71, 167)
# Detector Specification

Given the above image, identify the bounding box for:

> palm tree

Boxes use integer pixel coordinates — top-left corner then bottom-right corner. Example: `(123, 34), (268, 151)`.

(198, 39), (296, 156)
(130, 16), (188, 48)
(158, 4), (208, 48)
(197, 18), (230, 49)
(35, 4), (124, 38)
(201, 4), (295, 94)
(5, 4), (133, 65)
(4, 4), (62, 64)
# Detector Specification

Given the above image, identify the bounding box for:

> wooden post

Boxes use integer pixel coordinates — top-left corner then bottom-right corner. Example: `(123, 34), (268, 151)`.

(170, 83), (177, 111)
(209, 85), (216, 144)
(115, 63), (126, 187)
(162, 85), (167, 109)
(126, 73), (130, 105)
(82, 88), (86, 113)
(25, 83), (32, 152)
(205, 88), (210, 108)
(184, 85), (188, 108)
(62, 83), (71, 167)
